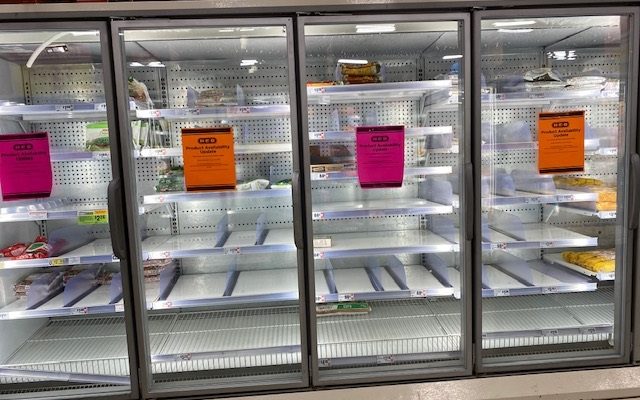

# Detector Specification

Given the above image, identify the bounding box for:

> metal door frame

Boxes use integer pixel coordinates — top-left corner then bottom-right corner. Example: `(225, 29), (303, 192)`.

(110, 17), (309, 400)
(472, 6), (640, 374)
(296, 12), (473, 387)
(0, 20), (138, 400)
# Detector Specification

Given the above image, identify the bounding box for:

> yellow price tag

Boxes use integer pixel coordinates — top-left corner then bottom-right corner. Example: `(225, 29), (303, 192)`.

(78, 210), (109, 225)
(49, 258), (64, 266)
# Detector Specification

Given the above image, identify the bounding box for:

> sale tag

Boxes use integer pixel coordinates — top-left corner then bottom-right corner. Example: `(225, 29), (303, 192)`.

(538, 111), (585, 174)
(182, 127), (236, 191)
(78, 210), (109, 225)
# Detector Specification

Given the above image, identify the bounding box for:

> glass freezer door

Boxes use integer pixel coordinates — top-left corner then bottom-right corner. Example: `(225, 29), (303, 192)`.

(477, 12), (635, 368)
(0, 24), (135, 398)
(300, 16), (469, 383)
(114, 20), (306, 395)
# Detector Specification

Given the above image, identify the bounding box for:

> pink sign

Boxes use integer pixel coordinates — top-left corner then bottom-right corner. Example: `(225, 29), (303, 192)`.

(0, 132), (53, 200)
(356, 125), (405, 188)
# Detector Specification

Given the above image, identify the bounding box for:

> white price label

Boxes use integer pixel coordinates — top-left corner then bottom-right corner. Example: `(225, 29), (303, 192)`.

(601, 272), (616, 280)
(313, 251), (325, 259)
(224, 247), (241, 255)
(524, 196), (541, 204)
(28, 211), (48, 220)
(411, 289), (427, 298)
(55, 104), (74, 112)
(338, 293), (354, 302)
(600, 211), (616, 219)
(376, 355), (395, 365)
(312, 212), (324, 220)
(319, 359), (331, 367)
(541, 241), (554, 248)
(112, 254), (119, 262)
(72, 307), (89, 315)
(493, 289), (510, 297)
(312, 172), (329, 180)
(542, 329), (559, 336)
(94, 103), (108, 111)
(542, 287), (559, 294)
(177, 353), (192, 361)
(0, 313), (7, 320)
(580, 327), (597, 335)
(315, 295), (326, 303)
(186, 108), (200, 116)
(115, 304), (125, 313)
(557, 194), (575, 202)
(311, 132), (325, 140)
(68, 257), (81, 265)
(491, 242), (508, 250)
(94, 152), (110, 159)
(156, 301), (173, 309)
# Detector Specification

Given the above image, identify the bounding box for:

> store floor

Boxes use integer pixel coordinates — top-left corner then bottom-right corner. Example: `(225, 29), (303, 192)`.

(224, 366), (640, 400)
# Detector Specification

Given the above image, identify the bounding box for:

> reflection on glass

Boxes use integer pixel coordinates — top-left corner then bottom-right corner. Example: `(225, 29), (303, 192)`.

(479, 16), (627, 363)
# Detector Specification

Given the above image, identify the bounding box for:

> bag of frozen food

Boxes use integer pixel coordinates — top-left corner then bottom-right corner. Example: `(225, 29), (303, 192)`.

(155, 166), (184, 192)
(128, 77), (153, 107)
(85, 121), (110, 151)
(236, 178), (270, 191)
(524, 68), (564, 82)
(186, 86), (227, 107)
(336, 61), (384, 84)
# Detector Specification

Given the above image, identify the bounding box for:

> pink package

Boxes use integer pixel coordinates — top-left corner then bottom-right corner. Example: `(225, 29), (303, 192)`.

(0, 132), (53, 200)
(356, 125), (405, 188)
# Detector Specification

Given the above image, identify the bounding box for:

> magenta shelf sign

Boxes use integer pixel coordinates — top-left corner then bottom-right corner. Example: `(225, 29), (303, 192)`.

(356, 125), (405, 188)
(0, 132), (53, 200)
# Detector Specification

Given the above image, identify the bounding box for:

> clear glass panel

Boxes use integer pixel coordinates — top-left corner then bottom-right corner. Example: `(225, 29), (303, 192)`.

(0, 29), (131, 397)
(120, 25), (303, 388)
(479, 16), (628, 362)
(303, 20), (465, 379)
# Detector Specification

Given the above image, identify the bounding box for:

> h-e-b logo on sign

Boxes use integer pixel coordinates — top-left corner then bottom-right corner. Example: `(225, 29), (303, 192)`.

(13, 143), (33, 151)
(198, 137), (217, 144)
(552, 121), (570, 128)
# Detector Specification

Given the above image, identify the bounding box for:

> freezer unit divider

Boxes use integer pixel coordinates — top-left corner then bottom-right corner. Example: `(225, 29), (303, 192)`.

(223, 270), (240, 297)
(0, 367), (129, 386)
(143, 188), (292, 205)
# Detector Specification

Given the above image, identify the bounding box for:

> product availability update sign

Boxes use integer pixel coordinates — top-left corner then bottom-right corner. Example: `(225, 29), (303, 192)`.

(538, 110), (585, 174)
(181, 127), (236, 191)
(356, 125), (405, 188)
(0, 132), (53, 200)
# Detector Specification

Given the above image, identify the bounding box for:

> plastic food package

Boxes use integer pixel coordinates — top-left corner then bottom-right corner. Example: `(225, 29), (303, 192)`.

(553, 176), (616, 211)
(85, 121), (110, 151)
(186, 86), (226, 107)
(0, 235), (51, 260)
(13, 271), (62, 298)
(271, 179), (292, 189)
(336, 61), (383, 84)
(524, 68), (564, 82)
(128, 77), (153, 107)
(562, 249), (615, 273)
(155, 166), (184, 193)
(236, 179), (270, 191)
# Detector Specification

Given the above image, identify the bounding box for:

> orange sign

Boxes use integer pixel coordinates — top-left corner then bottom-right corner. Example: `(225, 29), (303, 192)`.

(538, 111), (585, 174)
(182, 127), (236, 191)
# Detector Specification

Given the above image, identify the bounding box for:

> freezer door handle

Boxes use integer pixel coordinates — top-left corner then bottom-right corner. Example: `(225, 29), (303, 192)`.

(108, 178), (127, 260)
(464, 161), (474, 241)
(292, 171), (304, 249)
(629, 153), (640, 230)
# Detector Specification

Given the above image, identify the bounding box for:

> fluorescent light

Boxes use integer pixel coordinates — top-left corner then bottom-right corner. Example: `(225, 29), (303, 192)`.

(498, 28), (534, 33)
(147, 61), (165, 67)
(547, 50), (577, 61)
(442, 54), (463, 60)
(239, 28), (255, 32)
(337, 59), (368, 64)
(219, 28), (235, 32)
(129, 62), (144, 67)
(355, 24), (396, 33)
(493, 20), (536, 27)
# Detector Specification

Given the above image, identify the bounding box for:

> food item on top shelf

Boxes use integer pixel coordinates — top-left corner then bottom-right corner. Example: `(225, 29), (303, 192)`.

(155, 166), (184, 192)
(236, 178), (270, 191)
(562, 249), (615, 273)
(316, 302), (371, 317)
(0, 236), (51, 260)
(338, 61), (382, 84)
(13, 271), (63, 298)
(128, 77), (152, 106)
(524, 68), (564, 83)
(186, 86), (225, 107)
(310, 144), (355, 174)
